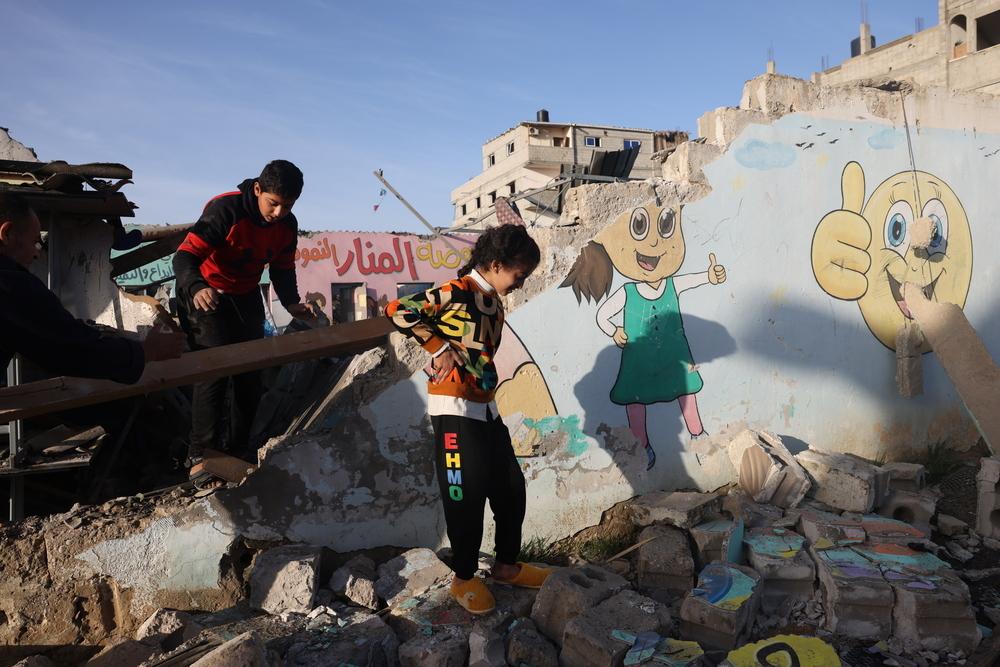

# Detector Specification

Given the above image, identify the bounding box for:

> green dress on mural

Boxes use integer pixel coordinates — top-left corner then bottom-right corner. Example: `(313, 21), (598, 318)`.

(610, 279), (703, 405)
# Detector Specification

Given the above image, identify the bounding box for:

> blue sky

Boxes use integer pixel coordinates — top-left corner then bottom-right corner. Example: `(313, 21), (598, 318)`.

(5, 1), (937, 233)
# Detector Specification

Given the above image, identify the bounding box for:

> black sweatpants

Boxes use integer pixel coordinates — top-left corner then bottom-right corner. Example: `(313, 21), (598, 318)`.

(177, 289), (265, 460)
(431, 413), (527, 580)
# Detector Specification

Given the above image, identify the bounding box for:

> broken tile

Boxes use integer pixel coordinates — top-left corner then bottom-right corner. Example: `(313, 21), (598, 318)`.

(609, 630), (703, 666)
(811, 547), (893, 639)
(635, 524), (695, 602)
(797, 509), (865, 547)
(858, 514), (928, 544)
(679, 563), (761, 650)
(629, 491), (721, 530)
(743, 528), (815, 613)
(560, 590), (672, 667)
(689, 518), (743, 567)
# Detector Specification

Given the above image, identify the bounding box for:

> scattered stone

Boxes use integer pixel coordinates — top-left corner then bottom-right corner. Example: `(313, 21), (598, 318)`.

(135, 608), (202, 648)
(721, 634), (843, 666)
(530, 565), (628, 647)
(285, 614), (398, 666)
(249, 544), (321, 615)
(743, 528), (815, 613)
(726, 429), (811, 508)
(635, 524), (696, 602)
(628, 491), (722, 529)
(796, 449), (883, 513)
(984, 536), (1000, 551)
(468, 624), (506, 667)
(560, 590), (672, 667)
(947, 541), (975, 563)
(330, 554), (380, 610)
(398, 626), (469, 667)
(811, 546), (893, 639)
(190, 631), (267, 667)
(881, 462), (927, 492)
(976, 457), (1000, 540)
(722, 492), (784, 528)
(679, 563), (761, 650)
(690, 518), (743, 567)
(83, 639), (159, 667)
(376, 547), (453, 606)
(878, 490), (936, 529)
(506, 618), (558, 667)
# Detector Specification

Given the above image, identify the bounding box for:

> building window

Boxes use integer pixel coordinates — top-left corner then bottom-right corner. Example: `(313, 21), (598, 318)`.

(584, 136), (601, 148)
(977, 9), (1000, 51)
(506, 141), (515, 155)
(507, 181), (516, 195)
(624, 139), (641, 149)
(460, 203), (467, 216)
(552, 137), (566, 147)
(489, 191), (496, 204)
(475, 196), (481, 209)
(487, 153), (496, 167)
(330, 283), (361, 323)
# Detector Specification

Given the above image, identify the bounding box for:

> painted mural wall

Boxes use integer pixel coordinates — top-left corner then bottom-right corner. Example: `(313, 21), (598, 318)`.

(348, 97), (1000, 550)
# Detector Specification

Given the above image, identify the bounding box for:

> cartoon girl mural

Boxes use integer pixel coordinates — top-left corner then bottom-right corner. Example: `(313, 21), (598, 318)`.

(560, 203), (727, 469)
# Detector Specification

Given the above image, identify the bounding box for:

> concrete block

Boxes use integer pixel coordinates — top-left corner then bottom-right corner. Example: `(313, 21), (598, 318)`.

(721, 634), (842, 666)
(249, 544), (321, 615)
(738, 73), (816, 117)
(135, 608), (202, 650)
(560, 590), (672, 667)
(190, 632), (267, 667)
(690, 519), (742, 567)
(977, 457), (1000, 539)
(887, 570), (980, 653)
(937, 513), (969, 537)
(696, 106), (769, 147)
(530, 565), (628, 647)
(679, 563), (761, 650)
(505, 618), (558, 667)
(721, 492), (783, 528)
(376, 547), (452, 606)
(726, 429), (810, 508)
(811, 547), (892, 639)
(330, 554), (380, 610)
(858, 514), (928, 544)
(851, 543), (950, 574)
(876, 489), (937, 530)
(636, 524), (695, 601)
(629, 491), (721, 529)
(398, 626), (469, 667)
(796, 449), (881, 513)
(797, 509), (865, 547)
(742, 528), (815, 613)
(881, 462), (927, 492)
(661, 140), (722, 184)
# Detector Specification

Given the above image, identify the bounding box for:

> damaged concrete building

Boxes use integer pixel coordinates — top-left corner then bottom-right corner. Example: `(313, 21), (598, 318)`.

(5, 3), (1000, 663)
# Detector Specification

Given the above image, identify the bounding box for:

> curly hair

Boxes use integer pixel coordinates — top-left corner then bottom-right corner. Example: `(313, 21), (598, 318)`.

(457, 224), (540, 277)
(258, 160), (304, 199)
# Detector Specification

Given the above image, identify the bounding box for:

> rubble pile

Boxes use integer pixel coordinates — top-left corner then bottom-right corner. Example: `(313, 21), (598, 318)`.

(2, 429), (998, 666)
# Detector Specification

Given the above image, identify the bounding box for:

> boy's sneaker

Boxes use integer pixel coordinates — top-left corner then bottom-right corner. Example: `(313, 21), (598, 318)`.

(450, 577), (496, 615)
(492, 563), (552, 589)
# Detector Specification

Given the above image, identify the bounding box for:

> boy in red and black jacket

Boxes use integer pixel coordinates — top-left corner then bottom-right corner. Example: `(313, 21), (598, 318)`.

(173, 160), (312, 483)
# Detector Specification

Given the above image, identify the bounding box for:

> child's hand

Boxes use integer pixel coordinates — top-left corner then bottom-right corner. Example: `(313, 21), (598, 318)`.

(432, 348), (464, 383)
(613, 326), (628, 348)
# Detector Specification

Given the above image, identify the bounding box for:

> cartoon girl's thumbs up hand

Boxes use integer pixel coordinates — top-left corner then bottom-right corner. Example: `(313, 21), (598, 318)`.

(707, 252), (727, 285)
(811, 161), (872, 301)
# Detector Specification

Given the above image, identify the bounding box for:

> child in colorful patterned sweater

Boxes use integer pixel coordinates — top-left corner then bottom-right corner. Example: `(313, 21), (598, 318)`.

(385, 222), (550, 615)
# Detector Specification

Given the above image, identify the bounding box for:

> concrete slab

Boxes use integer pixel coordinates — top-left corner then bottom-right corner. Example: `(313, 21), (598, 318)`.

(679, 563), (761, 650)
(742, 528), (815, 613)
(857, 514), (929, 544)
(880, 462), (927, 493)
(629, 491), (722, 529)
(796, 449), (882, 513)
(721, 493), (784, 528)
(726, 429), (811, 508)
(530, 565), (628, 647)
(249, 544), (321, 615)
(797, 509), (866, 547)
(375, 548), (453, 607)
(811, 547), (892, 639)
(190, 632), (267, 667)
(887, 569), (981, 653)
(877, 490), (936, 530)
(636, 524), (696, 602)
(689, 519), (743, 568)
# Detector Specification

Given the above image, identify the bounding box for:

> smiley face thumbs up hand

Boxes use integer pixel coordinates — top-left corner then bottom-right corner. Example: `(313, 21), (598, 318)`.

(707, 252), (727, 285)
(811, 161), (873, 301)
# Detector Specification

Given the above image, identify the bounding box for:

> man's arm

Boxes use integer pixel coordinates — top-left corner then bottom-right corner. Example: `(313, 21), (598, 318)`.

(270, 217), (301, 308)
(1, 274), (146, 384)
(173, 202), (234, 301)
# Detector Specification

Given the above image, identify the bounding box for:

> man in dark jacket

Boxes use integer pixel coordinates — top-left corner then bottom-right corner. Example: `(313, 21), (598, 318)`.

(172, 160), (312, 481)
(0, 192), (184, 383)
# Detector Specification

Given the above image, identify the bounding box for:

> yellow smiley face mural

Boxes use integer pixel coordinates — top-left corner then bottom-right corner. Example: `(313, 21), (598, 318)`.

(811, 161), (973, 351)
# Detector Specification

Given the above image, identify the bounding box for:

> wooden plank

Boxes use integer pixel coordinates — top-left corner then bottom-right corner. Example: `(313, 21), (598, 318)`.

(0, 317), (395, 422)
(904, 283), (1000, 454)
(201, 449), (256, 484)
(110, 232), (186, 278)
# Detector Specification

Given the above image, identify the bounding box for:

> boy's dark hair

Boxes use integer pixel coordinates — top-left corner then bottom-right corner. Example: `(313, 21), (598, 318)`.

(559, 241), (614, 304)
(258, 160), (304, 199)
(0, 191), (35, 230)
(458, 224), (540, 278)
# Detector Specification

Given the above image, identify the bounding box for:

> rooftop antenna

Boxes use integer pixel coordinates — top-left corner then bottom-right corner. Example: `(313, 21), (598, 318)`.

(860, 0), (869, 26)
(915, 16), (925, 32)
(767, 44), (776, 73)
(821, 55), (830, 70)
